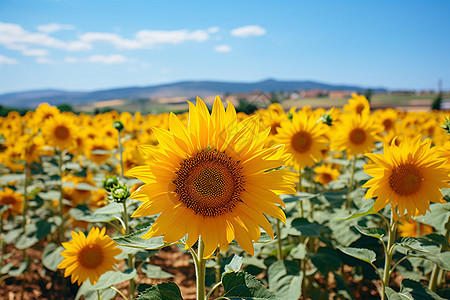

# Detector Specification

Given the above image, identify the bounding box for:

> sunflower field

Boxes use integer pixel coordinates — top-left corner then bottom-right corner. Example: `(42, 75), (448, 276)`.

(0, 95), (449, 300)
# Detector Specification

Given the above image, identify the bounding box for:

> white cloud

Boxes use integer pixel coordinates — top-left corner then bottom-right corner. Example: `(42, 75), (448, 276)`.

(0, 22), (91, 51)
(231, 25), (266, 38)
(88, 54), (128, 64)
(208, 27), (220, 34)
(36, 57), (53, 64)
(0, 54), (18, 65)
(37, 23), (75, 33)
(80, 32), (142, 49)
(65, 57), (79, 63)
(22, 48), (49, 56)
(214, 44), (231, 52)
(135, 29), (209, 45)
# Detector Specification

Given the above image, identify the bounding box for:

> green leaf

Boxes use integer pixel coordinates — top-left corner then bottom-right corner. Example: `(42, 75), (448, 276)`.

(222, 271), (279, 299)
(256, 231), (273, 243)
(42, 243), (64, 271)
(242, 257), (267, 270)
(136, 282), (183, 300)
(417, 202), (450, 233)
(36, 219), (55, 239)
(93, 202), (123, 215)
(280, 192), (319, 204)
(141, 264), (174, 279)
(112, 226), (170, 250)
(8, 261), (28, 277)
(396, 237), (430, 255)
(91, 268), (137, 290)
(337, 246), (376, 264)
(290, 243), (307, 260)
(224, 254), (243, 273)
(341, 202), (375, 220)
(268, 260), (303, 300)
(310, 247), (342, 275)
(419, 233), (450, 249)
(354, 225), (386, 239)
(75, 281), (117, 300)
(69, 205), (118, 223)
(291, 218), (323, 237)
(386, 279), (445, 300)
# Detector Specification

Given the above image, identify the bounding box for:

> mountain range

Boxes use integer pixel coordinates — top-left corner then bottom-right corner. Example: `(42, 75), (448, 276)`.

(0, 79), (387, 108)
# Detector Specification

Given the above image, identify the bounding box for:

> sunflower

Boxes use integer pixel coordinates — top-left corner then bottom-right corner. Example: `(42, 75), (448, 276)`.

(398, 219), (433, 237)
(0, 187), (24, 217)
(274, 110), (328, 170)
(343, 94), (370, 115)
(313, 164), (340, 187)
(34, 103), (60, 123)
(126, 97), (295, 258)
(42, 114), (77, 150)
(332, 113), (381, 158)
(58, 227), (122, 285)
(363, 137), (449, 219)
(85, 137), (115, 165)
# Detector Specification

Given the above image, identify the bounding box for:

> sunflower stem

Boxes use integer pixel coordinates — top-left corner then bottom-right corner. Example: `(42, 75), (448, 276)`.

(122, 200), (135, 297)
(195, 236), (206, 300)
(0, 212), (4, 268)
(57, 150), (65, 243)
(429, 217), (450, 291)
(110, 286), (129, 300)
(21, 162), (28, 232)
(276, 219), (283, 260)
(346, 156), (356, 212)
(381, 212), (397, 300)
(298, 169), (304, 218)
(214, 253), (221, 297)
(118, 130), (124, 179)
(97, 290), (101, 300)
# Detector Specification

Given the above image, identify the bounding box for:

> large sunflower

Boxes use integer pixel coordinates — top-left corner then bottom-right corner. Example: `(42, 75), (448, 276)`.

(42, 114), (77, 150)
(363, 137), (449, 219)
(58, 227), (122, 285)
(274, 110), (328, 170)
(126, 97), (295, 258)
(332, 113), (381, 157)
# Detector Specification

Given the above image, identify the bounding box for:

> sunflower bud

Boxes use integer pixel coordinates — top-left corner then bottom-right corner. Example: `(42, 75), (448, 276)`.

(112, 121), (124, 132)
(103, 176), (119, 192)
(111, 184), (130, 203)
(440, 117), (450, 134)
(319, 112), (333, 126)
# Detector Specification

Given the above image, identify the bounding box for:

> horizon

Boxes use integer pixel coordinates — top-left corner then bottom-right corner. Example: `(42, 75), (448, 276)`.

(0, 0), (449, 94)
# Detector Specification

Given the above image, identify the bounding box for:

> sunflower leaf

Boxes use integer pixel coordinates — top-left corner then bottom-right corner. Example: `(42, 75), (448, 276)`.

(224, 254), (243, 273)
(268, 260), (303, 300)
(141, 264), (174, 279)
(42, 243), (64, 272)
(354, 225), (386, 239)
(222, 271), (279, 299)
(337, 246), (376, 264)
(112, 226), (173, 250)
(91, 268), (137, 290)
(291, 218), (323, 237)
(136, 282), (183, 300)
(310, 247), (342, 275)
(280, 192), (319, 204)
(341, 202), (375, 220)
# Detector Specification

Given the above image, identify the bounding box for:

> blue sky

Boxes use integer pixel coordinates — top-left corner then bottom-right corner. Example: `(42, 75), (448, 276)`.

(0, 0), (449, 94)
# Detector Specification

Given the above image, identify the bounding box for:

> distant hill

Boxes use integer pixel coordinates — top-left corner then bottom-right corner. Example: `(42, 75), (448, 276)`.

(0, 79), (386, 108)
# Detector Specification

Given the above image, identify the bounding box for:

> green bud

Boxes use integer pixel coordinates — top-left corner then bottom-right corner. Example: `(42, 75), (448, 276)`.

(320, 113), (333, 126)
(287, 112), (293, 120)
(440, 117), (450, 134)
(103, 176), (119, 192)
(111, 184), (130, 202)
(113, 121), (124, 132)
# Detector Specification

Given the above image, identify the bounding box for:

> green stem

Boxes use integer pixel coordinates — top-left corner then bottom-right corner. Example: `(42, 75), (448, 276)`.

(97, 290), (101, 300)
(429, 217), (450, 291)
(206, 281), (222, 300)
(346, 157), (356, 212)
(381, 212), (397, 300)
(215, 253), (221, 297)
(0, 212), (4, 268)
(118, 131), (124, 179)
(276, 219), (283, 260)
(195, 236), (206, 300)
(21, 162), (28, 231)
(58, 150), (65, 243)
(298, 169), (303, 218)
(110, 286), (129, 300)
(122, 200), (135, 297)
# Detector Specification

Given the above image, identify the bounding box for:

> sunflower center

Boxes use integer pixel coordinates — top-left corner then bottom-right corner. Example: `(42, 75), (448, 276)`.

(54, 125), (70, 140)
(1, 195), (16, 205)
(389, 163), (423, 196)
(77, 244), (104, 269)
(349, 128), (366, 145)
(320, 173), (333, 185)
(382, 119), (393, 131)
(291, 131), (312, 153)
(356, 104), (365, 114)
(270, 122), (281, 135)
(174, 150), (244, 217)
